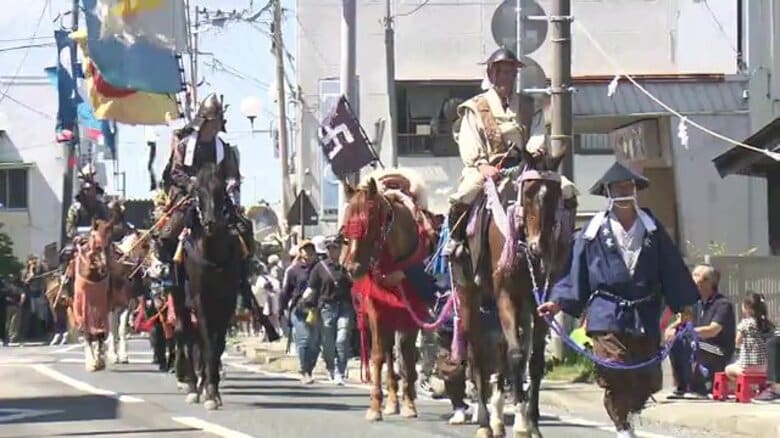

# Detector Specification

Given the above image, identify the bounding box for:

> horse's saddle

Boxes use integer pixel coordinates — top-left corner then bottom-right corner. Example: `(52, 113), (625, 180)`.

(373, 173), (439, 245)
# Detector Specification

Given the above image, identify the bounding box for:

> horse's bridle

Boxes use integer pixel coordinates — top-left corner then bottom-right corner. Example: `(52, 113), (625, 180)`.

(342, 193), (395, 274)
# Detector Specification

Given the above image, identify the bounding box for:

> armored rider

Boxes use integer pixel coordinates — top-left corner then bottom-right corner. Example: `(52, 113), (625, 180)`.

(537, 162), (699, 438)
(65, 164), (109, 240)
(444, 47), (539, 257)
(159, 93), (251, 285)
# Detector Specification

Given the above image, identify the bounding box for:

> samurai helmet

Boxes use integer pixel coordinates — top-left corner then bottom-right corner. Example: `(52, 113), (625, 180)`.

(187, 93), (227, 132)
(481, 47), (525, 68)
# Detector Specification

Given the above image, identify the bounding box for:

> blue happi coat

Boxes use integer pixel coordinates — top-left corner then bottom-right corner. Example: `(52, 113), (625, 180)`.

(550, 208), (698, 338)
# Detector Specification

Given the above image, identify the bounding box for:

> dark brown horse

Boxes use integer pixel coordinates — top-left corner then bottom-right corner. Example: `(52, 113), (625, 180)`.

(342, 177), (433, 422)
(176, 163), (243, 410)
(452, 150), (574, 438)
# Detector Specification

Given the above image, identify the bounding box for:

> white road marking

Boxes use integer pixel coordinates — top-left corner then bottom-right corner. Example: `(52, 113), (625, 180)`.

(31, 364), (145, 403)
(58, 358), (152, 364)
(224, 361), (677, 438)
(171, 416), (257, 438)
(51, 344), (81, 354)
(0, 408), (64, 423)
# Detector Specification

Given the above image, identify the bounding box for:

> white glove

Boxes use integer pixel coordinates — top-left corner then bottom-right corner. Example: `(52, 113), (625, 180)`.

(302, 287), (314, 301)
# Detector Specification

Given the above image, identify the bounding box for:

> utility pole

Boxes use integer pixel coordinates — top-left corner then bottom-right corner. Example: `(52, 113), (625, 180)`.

(59, 0), (81, 248)
(273, 0), (293, 243)
(384, 0), (398, 167)
(549, 0), (572, 160)
(337, 0), (357, 230)
(191, 4), (200, 107)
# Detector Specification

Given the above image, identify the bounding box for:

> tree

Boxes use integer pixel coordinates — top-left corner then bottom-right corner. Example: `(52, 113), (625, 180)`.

(0, 223), (23, 276)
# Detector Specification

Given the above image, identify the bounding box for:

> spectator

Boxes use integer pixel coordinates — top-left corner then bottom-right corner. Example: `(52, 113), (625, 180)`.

(0, 276), (8, 346)
(252, 265), (283, 341)
(281, 241), (319, 384)
(725, 292), (774, 382)
(666, 264), (735, 398)
(267, 254), (284, 283)
(307, 236), (353, 385)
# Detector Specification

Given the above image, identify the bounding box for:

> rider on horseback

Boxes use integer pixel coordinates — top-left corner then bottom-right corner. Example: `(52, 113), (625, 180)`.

(159, 93), (252, 276)
(65, 164), (109, 241)
(443, 47), (534, 259)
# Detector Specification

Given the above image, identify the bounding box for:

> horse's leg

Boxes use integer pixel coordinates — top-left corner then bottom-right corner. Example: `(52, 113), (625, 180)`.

(383, 329), (400, 416)
(117, 305), (130, 363)
(400, 328), (419, 418)
(458, 285), (492, 438)
(195, 304), (219, 411)
(495, 286), (531, 438)
(172, 284), (198, 400)
(83, 333), (97, 372)
(489, 342), (509, 437)
(106, 309), (119, 364)
(365, 301), (384, 421)
(523, 313), (548, 438)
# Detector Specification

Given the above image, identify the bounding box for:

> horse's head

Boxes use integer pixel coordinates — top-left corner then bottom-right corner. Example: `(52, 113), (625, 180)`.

(516, 151), (564, 269)
(80, 218), (111, 280)
(193, 163), (227, 236)
(341, 178), (414, 280)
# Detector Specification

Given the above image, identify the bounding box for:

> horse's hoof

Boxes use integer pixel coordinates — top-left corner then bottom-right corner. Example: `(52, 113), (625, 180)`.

(512, 428), (531, 438)
(475, 427), (494, 438)
(185, 392), (200, 404)
(118, 357), (129, 364)
(176, 381), (188, 392)
(365, 409), (383, 422)
(491, 422), (506, 438)
(400, 404), (417, 418)
(204, 399), (219, 411)
(382, 402), (399, 416)
(448, 409), (468, 425)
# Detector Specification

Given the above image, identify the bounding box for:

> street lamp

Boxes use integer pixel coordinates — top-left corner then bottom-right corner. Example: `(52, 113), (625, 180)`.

(240, 96), (263, 130)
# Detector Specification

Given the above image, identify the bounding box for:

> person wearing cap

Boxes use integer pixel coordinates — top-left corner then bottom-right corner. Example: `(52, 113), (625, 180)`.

(537, 162), (698, 438)
(443, 47), (541, 258)
(311, 235), (329, 261)
(65, 164), (109, 239)
(304, 235), (353, 385)
(280, 240), (320, 384)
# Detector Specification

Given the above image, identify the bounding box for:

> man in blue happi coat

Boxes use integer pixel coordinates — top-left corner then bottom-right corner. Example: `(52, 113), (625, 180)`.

(538, 161), (698, 438)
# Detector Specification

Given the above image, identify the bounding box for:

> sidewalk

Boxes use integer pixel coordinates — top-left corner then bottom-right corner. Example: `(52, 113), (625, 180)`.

(234, 337), (779, 438)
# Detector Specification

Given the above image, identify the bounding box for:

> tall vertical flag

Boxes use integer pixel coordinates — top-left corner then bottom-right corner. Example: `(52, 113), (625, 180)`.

(98, 0), (189, 52)
(318, 96), (377, 179)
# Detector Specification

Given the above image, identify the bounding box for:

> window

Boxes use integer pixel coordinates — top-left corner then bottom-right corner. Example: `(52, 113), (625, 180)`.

(397, 81), (481, 157)
(0, 168), (29, 209)
(573, 133), (614, 155)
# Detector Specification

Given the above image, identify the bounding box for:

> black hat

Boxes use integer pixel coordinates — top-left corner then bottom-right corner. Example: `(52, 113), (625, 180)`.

(589, 161), (649, 197)
(481, 47), (525, 68)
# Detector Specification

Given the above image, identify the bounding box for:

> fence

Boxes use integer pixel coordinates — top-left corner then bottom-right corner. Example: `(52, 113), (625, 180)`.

(701, 256), (780, 323)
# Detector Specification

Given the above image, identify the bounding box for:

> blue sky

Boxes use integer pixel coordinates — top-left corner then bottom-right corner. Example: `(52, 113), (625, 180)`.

(0, 0), (295, 204)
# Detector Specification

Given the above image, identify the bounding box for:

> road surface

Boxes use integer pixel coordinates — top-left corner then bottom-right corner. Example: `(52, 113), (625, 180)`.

(0, 338), (718, 438)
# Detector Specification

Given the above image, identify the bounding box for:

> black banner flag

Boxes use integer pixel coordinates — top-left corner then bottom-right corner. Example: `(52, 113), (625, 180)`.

(318, 95), (377, 179)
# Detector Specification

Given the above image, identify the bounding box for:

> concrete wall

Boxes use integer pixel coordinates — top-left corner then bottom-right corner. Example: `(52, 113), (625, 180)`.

(671, 113), (768, 255)
(745, 0), (780, 132)
(0, 77), (65, 261)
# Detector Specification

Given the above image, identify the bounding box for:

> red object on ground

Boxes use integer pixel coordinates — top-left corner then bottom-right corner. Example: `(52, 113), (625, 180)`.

(735, 372), (769, 403)
(711, 371), (730, 401)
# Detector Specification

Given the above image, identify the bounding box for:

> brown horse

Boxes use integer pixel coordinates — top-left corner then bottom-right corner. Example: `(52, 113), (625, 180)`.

(70, 218), (114, 371)
(452, 151), (574, 438)
(342, 177), (435, 422)
(43, 273), (77, 344)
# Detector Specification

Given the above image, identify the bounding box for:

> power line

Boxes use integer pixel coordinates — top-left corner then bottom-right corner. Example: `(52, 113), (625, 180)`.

(393, 0), (430, 18)
(2, 93), (54, 119)
(0, 42), (56, 53)
(0, 1), (50, 106)
(701, 0), (738, 54)
(0, 35), (54, 43)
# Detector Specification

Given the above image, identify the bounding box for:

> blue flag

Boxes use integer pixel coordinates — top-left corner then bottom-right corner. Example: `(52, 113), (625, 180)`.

(81, 0), (183, 94)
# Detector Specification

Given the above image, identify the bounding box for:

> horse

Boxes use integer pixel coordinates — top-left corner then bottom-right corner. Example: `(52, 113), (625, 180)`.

(106, 229), (151, 364)
(451, 149), (574, 438)
(70, 218), (114, 372)
(174, 162), (243, 410)
(341, 175), (436, 422)
(43, 272), (77, 345)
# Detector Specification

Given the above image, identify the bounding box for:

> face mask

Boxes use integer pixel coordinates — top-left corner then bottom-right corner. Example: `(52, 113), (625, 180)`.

(606, 185), (637, 211)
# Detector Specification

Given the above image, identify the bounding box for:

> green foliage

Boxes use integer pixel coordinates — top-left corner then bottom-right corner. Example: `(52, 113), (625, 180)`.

(685, 240), (758, 261)
(0, 223), (23, 277)
(545, 349), (596, 383)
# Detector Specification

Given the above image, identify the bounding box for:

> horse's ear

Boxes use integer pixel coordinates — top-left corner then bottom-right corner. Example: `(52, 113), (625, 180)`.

(343, 181), (357, 199)
(366, 178), (378, 197)
(91, 217), (99, 230)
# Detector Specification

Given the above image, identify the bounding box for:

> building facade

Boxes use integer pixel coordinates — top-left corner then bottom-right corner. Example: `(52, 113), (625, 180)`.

(295, 0), (768, 254)
(0, 76), (67, 261)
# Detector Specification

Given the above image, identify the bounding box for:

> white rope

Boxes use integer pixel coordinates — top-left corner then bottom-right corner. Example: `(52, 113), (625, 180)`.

(575, 20), (780, 161)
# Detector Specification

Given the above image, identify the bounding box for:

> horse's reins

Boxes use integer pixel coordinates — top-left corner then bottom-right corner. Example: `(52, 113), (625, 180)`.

(115, 195), (191, 264)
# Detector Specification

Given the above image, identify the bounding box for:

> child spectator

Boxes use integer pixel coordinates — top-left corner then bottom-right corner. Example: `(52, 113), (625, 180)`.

(725, 292), (774, 381)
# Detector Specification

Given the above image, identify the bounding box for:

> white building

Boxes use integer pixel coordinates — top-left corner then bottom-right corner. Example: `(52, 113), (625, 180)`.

(0, 76), (67, 261)
(295, 0), (767, 255)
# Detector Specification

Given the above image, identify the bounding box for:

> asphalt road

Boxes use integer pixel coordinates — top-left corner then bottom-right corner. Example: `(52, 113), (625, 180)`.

(0, 338), (705, 438)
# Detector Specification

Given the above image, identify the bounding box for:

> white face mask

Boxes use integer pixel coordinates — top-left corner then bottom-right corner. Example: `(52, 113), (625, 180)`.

(606, 184), (637, 211)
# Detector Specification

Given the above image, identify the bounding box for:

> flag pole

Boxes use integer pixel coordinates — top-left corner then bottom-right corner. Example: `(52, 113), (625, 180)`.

(59, 0), (81, 248)
(342, 97), (384, 169)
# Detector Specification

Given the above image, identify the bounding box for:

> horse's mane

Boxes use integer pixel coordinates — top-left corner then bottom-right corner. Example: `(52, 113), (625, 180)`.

(360, 167), (428, 210)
